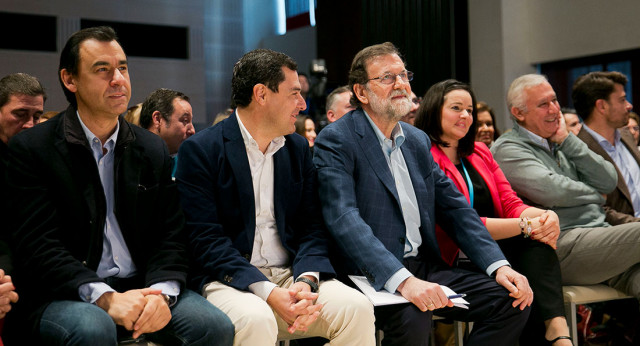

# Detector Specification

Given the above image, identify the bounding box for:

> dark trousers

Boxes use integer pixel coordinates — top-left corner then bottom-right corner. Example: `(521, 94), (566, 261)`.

(374, 257), (530, 346)
(498, 237), (565, 345)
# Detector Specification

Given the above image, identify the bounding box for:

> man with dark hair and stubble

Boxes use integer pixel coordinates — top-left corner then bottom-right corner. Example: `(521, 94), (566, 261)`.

(314, 41), (532, 346)
(176, 48), (375, 345)
(140, 88), (195, 156)
(4, 26), (233, 345)
(572, 71), (640, 224)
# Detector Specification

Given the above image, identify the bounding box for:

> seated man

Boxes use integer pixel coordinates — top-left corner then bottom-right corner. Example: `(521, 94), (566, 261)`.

(176, 48), (375, 346)
(313, 42), (532, 346)
(325, 85), (354, 123)
(140, 88), (196, 178)
(491, 73), (640, 299)
(0, 72), (44, 328)
(572, 71), (640, 224)
(4, 26), (234, 345)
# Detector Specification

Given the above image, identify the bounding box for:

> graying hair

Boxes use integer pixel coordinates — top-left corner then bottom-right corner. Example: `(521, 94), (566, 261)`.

(507, 74), (548, 113)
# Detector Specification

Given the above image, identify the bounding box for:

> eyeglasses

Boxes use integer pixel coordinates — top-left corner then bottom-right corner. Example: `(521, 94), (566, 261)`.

(367, 71), (414, 85)
(629, 125), (640, 132)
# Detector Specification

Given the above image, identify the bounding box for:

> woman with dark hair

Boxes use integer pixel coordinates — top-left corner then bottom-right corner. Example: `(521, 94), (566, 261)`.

(295, 115), (317, 149)
(415, 79), (572, 346)
(475, 101), (501, 147)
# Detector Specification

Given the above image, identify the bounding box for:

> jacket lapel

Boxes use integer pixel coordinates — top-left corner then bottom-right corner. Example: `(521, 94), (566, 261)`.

(352, 110), (401, 205)
(223, 113), (257, 243)
(273, 144), (289, 241)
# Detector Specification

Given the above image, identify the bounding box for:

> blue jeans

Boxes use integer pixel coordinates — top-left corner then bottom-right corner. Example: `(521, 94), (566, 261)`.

(39, 289), (234, 346)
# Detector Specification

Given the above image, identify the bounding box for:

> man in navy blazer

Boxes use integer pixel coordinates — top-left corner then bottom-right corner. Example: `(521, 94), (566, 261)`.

(314, 42), (533, 346)
(176, 48), (374, 345)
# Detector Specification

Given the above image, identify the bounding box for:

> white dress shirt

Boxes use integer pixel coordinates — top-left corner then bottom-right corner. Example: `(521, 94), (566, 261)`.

(236, 112), (318, 301)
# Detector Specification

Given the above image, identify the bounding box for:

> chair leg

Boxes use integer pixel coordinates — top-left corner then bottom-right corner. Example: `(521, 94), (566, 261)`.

(453, 321), (465, 346)
(564, 301), (578, 344)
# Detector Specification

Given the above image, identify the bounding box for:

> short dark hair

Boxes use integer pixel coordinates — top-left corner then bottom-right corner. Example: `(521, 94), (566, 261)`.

(231, 49), (297, 108)
(476, 101), (501, 139)
(348, 42), (404, 107)
(0, 73), (47, 108)
(326, 85), (352, 111)
(140, 88), (190, 129)
(572, 71), (628, 121)
(59, 26), (121, 107)
(415, 79), (478, 158)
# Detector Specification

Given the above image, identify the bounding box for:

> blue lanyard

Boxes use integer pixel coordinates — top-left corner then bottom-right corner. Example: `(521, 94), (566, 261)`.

(460, 159), (474, 208)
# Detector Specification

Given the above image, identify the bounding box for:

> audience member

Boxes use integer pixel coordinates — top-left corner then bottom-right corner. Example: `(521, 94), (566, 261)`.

(299, 72), (311, 115)
(561, 108), (582, 136)
(314, 42), (532, 346)
(572, 71), (640, 225)
(400, 91), (420, 125)
(416, 79), (570, 346)
(39, 110), (59, 124)
(475, 101), (500, 147)
(0, 73), (45, 145)
(176, 48), (375, 346)
(124, 102), (142, 126)
(4, 26), (234, 345)
(295, 115), (317, 149)
(140, 88), (195, 157)
(325, 86), (354, 123)
(213, 107), (233, 126)
(0, 72), (44, 327)
(626, 112), (640, 148)
(491, 74), (640, 302)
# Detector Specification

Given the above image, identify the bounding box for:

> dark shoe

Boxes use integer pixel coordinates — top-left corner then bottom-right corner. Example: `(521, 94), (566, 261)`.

(546, 336), (572, 345)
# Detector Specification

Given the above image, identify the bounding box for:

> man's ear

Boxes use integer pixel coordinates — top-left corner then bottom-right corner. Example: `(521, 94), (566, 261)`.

(152, 111), (163, 130)
(60, 69), (77, 93)
(252, 84), (268, 106)
(326, 110), (335, 122)
(511, 106), (526, 122)
(353, 83), (368, 105)
(595, 99), (607, 114)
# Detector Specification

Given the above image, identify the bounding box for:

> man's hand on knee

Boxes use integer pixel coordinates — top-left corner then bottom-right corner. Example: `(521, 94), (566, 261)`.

(96, 288), (162, 330)
(494, 266), (533, 310)
(397, 277), (454, 312)
(267, 286), (321, 333)
(132, 293), (172, 339)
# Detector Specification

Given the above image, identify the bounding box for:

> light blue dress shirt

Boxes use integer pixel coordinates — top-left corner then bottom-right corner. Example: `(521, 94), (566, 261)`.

(584, 125), (640, 217)
(76, 113), (179, 303)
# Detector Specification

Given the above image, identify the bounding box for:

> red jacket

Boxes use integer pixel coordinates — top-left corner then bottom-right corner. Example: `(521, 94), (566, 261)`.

(431, 142), (529, 265)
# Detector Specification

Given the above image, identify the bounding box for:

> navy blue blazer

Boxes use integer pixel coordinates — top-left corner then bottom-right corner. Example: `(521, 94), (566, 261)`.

(313, 108), (506, 290)
(176, 113), (335, 293)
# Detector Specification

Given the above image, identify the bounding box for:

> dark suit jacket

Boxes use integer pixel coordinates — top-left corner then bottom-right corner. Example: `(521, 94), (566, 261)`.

(313, 108), (506, 290)
(5, 106), (188, 336)
(577, 126), (640, 225)
(0, 141), (12, 275)
(176, 112), (335, 293)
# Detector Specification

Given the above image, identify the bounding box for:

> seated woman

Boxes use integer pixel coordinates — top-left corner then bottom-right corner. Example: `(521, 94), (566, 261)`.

(415, 79), (572, 346)
(295, 115), (317, 150)
(475, 101), (500, 147)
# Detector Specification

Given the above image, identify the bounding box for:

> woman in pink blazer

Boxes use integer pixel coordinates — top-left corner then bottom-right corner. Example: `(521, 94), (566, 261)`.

(415, 80), (571, 346)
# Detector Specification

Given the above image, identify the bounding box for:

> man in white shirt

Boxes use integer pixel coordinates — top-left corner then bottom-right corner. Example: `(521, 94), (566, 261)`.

(176, 48), (375, 346)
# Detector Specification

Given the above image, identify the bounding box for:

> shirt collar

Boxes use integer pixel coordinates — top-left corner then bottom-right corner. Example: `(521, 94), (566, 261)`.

(76, 111), (119, 151)
(582, 124), (621, 150)
(236, 109), (286, 154)
(517, 122), (553, 152)
(363, 110), (405, 155)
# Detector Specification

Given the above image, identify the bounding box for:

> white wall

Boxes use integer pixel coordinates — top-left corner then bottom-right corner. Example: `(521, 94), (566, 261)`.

(0, 0), (208, 124)
(469, 0), (640, 132)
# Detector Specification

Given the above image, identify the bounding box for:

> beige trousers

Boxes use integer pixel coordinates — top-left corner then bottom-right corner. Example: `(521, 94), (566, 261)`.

(203, 267), (375, 346)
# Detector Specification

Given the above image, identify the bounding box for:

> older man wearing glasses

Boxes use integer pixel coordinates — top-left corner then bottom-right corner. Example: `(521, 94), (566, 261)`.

(314, 42), (532, 346)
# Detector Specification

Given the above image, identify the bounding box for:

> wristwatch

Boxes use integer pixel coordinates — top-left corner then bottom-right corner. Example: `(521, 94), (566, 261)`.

(295, 277), (319, 293)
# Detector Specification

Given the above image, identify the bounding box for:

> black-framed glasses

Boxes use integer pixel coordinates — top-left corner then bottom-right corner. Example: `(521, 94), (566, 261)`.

(367, 71), (414, 85)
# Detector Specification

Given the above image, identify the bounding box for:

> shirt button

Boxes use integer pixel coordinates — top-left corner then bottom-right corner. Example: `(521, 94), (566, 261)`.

(114, 256), (119, 260)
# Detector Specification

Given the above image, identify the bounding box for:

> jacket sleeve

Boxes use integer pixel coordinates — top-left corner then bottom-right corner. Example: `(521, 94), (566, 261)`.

(289, 141), (336, 279)
(176, 136), (268, 291)
(313, 125), (405, 290)
(7, 135), (102, 300)
(492, 134), (616, 208)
